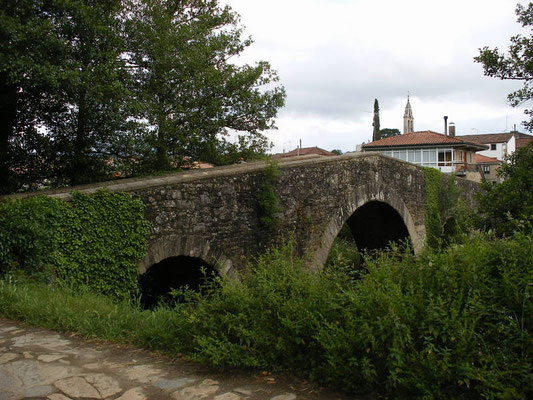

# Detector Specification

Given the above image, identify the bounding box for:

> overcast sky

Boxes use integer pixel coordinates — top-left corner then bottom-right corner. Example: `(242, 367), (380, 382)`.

(223, 0), (531, 153)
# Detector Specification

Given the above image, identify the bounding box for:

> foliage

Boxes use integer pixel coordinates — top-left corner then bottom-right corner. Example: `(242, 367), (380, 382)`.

(474, 2), (533, 131)
(0, 196), (67, 279)
(0, 0), (131, 191)
(379, 128), (401, 139)
(257, 159), (280, 229)
(123, 0), (286, 171)
(3, 232), (530, 399)
(423, 168), (471, 249)
(330, 149), (342, 155)
(55, 191), (152, 299)
(0, 190), (151, 299)
(324, 236), (362, 279)
(476, 143), (533, 236)
(0, 0), (285, 193)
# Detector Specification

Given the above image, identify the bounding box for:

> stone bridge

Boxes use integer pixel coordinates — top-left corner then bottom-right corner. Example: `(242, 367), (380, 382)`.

(24, 153), (478, 278)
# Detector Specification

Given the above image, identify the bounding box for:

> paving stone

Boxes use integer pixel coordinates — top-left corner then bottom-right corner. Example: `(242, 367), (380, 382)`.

(23, 352), (33, 359)
(0, 353), (17, 364)
(54, 376), (101, 399)
(270, 394), (297, 400)
(11, 333), (71, 351)
(234, 387), (253, 396)
(48, 394), (73, 400)
(214, 392), (242, 400)
(84, 362), (102, 370)
(38, 355), (67, 363)
(23, 384), (55, 398)
(0, 326), (17, 333)
(172, 382), (220, 400)
(124, 364), (165, 384)
(154, 377), (197, 390)
(84, 373), (122, 398)
(201, 378), (219, 386)
(115, 387), (147, 400)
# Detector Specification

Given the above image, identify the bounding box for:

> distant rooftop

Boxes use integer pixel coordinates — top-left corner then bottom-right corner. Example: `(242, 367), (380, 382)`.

(274, 146), (336, 158)
(363, 130), (487, 150)
(459, 131), (532, 144)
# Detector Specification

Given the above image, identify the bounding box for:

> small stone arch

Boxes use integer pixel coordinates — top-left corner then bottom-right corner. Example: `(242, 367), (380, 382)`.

(311, 185), (424, 271)
(138, 235), (234, 277)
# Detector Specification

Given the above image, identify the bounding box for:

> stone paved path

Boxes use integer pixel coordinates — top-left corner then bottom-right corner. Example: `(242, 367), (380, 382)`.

(0, 319), (354, 400)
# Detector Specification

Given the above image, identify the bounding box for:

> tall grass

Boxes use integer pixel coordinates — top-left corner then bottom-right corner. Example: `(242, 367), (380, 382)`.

(1, 232), (531, 399)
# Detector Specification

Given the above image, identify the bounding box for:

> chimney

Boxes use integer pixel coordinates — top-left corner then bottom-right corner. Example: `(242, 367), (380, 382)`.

(449, 122), (456, 137)
(444, 116), (448, 136)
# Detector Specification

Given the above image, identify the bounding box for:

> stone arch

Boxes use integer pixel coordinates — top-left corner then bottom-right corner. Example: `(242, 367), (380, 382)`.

(311, 185), (424, 271)
(138, 235), (234, 277)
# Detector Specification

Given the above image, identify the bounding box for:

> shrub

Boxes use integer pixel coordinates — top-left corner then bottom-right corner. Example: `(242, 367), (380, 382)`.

(168, 233), (532, 399)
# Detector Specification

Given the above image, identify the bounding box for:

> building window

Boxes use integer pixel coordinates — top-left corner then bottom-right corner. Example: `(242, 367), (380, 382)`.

(468, 153), (473, 163)
(490, 144), (497, 150)
(438, 149), (452, 166)
(483, 165), (490, 173)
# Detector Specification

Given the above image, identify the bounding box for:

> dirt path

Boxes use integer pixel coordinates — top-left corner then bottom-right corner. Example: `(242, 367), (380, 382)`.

(0, 319), (356, 400)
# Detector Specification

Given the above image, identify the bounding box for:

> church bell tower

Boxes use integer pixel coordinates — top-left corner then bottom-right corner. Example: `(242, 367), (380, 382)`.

(403, 95), (414, 134)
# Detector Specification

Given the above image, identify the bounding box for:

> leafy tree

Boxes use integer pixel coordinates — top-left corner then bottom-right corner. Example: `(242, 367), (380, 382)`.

(379, 128), (400, 138)
(47, 0), (131, 186)
(0, 0), (66, 193)
(475, 3), (533, 131)
(331, 149), (343, 155)
(477, 143), (533, 236)
(124, 0), (285, 171)
(0, 0), (130, 192)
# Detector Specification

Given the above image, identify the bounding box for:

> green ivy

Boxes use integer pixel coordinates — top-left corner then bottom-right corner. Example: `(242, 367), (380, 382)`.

(0, 190), (152, 299)
(423, 168), (443, 249)
(257, 159), (280, 229)
(423, 168), (471, 249)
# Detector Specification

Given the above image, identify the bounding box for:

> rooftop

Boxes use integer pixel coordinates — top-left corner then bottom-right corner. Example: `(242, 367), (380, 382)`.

(363, 130), (487, 150)
(459, 131), (533, 144)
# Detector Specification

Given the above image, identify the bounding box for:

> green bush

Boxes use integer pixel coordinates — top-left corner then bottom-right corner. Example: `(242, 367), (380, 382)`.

(0, 190), (151, 299)
(168, 233), (532, 399)
(477, 143), (533, 236)
(423, 168), (472, 249)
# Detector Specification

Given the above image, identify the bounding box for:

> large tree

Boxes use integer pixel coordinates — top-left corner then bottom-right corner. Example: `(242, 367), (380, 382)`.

(379, 128), (401, 139)
(124, 0), (285, 171)
(475, 2), (533, 131)
(0, 0), (65, 193)
(0, 0), (130, 192)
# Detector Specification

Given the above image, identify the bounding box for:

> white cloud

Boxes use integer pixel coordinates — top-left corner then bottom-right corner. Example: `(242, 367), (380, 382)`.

(223, 0), (531, 152)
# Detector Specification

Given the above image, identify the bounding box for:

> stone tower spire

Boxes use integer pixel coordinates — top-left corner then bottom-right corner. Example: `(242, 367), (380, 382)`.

(403, 95), (414, 134)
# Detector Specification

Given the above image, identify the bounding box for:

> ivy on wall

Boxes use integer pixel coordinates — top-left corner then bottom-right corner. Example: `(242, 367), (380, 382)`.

(257, 159), (280, 230)
(0, 190), (152, 299)
(423, 168), (471, 249)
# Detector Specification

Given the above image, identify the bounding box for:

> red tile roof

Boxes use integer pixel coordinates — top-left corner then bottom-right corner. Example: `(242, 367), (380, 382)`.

(459, 132), (533, 144)
(516, 137), (533, 149)
(276, 147), (335, 157)
(475, 154), (500, 164)
(363, 131), (487, 150)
